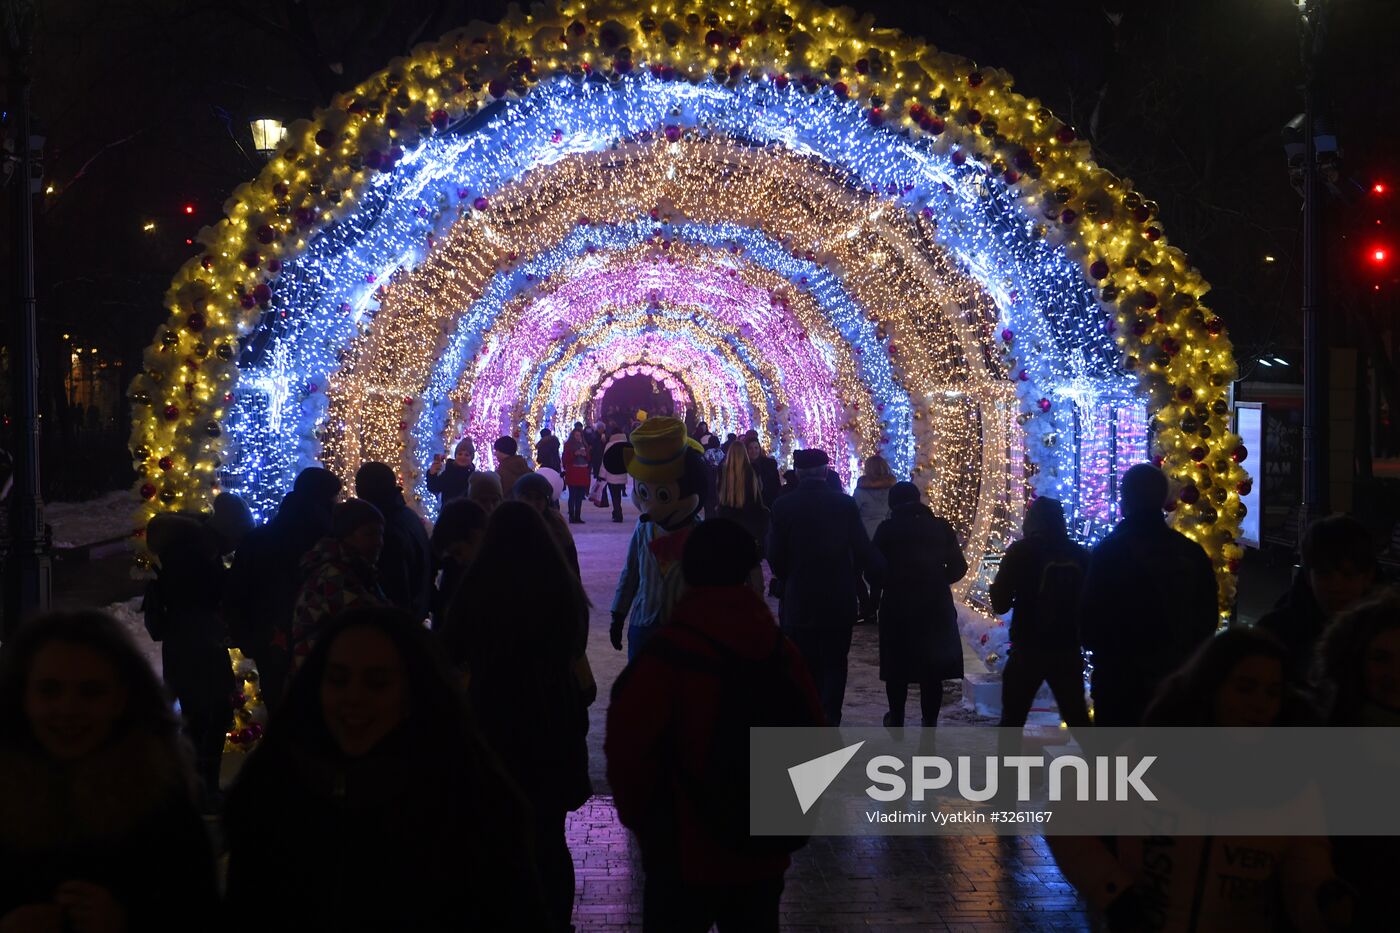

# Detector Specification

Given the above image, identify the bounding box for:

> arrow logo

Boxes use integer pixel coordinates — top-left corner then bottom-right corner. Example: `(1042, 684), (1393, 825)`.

(787, 741), (865, 814)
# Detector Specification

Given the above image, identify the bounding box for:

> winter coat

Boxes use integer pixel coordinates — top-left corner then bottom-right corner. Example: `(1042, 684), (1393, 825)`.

(444, 582), (591, 815)
(767, 477), (884, 629)
(536, 434), (562, 473)
(225, 487), (332, 661)
(1080, 513), (1219, 682)
(225, 729), (547, 932)
(0, 735), (219, 932)
(545, 507), (581, 578)
(425, 460), (474, 505)
(361, 489), (434, 623)
(751, 455), (783, 509)
(292, 538), (389, 664)
(872, 502), (968, 683)
(989, 533), (1090, 653)
(495, 454), (533, 500)
(589, 434), (605, 476)
(1256, 575), (1332, 683)
(600, 434), (630, 485)
(715, 502), (770, 553)
(606, 586), (824, 884)
(563, 439), (592, 488)
(852, 476), (895, 540)
(144, 546), (233, 711)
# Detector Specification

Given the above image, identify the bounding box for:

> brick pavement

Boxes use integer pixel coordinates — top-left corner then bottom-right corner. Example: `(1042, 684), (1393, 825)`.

(568, 505), (1093, 931)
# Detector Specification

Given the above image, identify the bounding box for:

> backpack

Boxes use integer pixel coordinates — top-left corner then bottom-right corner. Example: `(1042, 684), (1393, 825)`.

(1033, 543), (1086, 641)
(637, 624), (817, 856)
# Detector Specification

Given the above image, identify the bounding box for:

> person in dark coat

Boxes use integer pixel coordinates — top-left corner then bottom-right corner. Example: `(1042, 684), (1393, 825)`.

(1317, 594), (1400, 932)
(355, 461), (434, 623)
(871, 482), (968, 727)
(429, 498), (487, 627)
(990, 496), (1091, 733)
(607, 518), (824, 933)
(715, 444), (770, 593)
(225, 466), (342, 708)
(292, 499), (390, 666)
(426, 437), (476, 506)
(493, 436), (534, 500)
(1258, 514), (1378, 683)
(441, 502), (592, 932)
(536, 428), (562, 473)
(0, 611), (220, 932)
(767, 448), (884, 726)
(1079, 463), (1219, 727)
(142, 512), (233, 810)
(225, 608), (547, 932)
(514, 472), (581, 579)
(745, 437), (783, 509)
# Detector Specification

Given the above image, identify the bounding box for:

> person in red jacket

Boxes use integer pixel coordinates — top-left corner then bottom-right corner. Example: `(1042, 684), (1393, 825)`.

(562, 427), (593, 524)
(606, 518), (824, 933)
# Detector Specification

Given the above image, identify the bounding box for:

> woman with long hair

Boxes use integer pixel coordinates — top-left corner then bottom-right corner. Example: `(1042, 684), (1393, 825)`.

(224, 607), (546, 931)
(715, 443), (770, 593)
(852, 455), (897, 622)
(441, 502), (592, 932)
(562, 426), (593, 524)
(1054, 629), (1342, 933)
(0, 611), (219, 932)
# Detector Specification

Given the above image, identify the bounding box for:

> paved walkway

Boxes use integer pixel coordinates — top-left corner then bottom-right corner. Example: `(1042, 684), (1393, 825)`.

(568, 499), (1092, 930)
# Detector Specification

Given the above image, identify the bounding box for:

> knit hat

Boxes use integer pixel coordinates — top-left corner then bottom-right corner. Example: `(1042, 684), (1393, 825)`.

(888, 481), (922, 509)
(792, 448), (829, 470)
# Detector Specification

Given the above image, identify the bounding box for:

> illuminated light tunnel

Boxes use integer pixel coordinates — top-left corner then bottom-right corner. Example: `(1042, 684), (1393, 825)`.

(131, 0), (1252, 632)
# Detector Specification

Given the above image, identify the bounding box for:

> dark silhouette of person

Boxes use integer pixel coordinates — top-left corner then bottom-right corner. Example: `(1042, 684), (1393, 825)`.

(429, 497), (487, 627)
(355, 461), (434, 623)
(224, 608), (548, 931)
(536, 428), (562, 473)
(440, 502), (592, 932)
(426, 437), (476, 506)
(607, 518), (823, 933)
(767, 448), (883, 726)
(492, 436), (534, 499)
(225, 466), (342, 707)
(871, 481), (968, 727)
(1079, 463), (1218, 727)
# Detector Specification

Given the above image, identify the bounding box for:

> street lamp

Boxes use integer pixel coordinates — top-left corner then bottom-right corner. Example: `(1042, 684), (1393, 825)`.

(249, 117), (287, 157)
(1291, 0), (1329, 535)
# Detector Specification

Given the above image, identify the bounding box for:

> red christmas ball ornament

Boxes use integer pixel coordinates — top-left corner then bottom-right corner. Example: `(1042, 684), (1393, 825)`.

(186, 312), (206, 332)
(163, 404), (181, 421)
(663, 124), (681, 142)
(1059, 208), (1078, 225)
(140, 483), (157, 500)
(855, 58), (870, 75)
(239, 293), (256, 310)
(1232, 445), (1248, 463)
(951, 149), (967, 166)
(569, 20), (585, 36)
(968, 70), (984, 87)
(473, 196), (489, 211)
(1141, 292), (1159, 310)
(1001, 328), (1014, 343)
(1090, 259), (1110, 280)
(705, 28), (723, 46)
(1055, 125), (1076, 144)
(267, 259), (282, 274)
(1003, 169), (1021, 184)
(1237, 479), (1253, 495)
(1206, 318), (1224, 337)
(251, 283), (272, 306)
(1133, 205), (1152, 223)
(201, 255), (215, 271)
(488, 78), (508, 98)
(1018, 369), (1029, 381)
(242, 251), (261, 269)
(271, 182), (288, 199)
(1179, 485), (1201, 504)
(1189, 446), (1207, 461)
(1178, 386), (1195, 401)
(1227, 559), (1241, 574)
(774, 74), (789, 90)
(398, 421), (408, 431)
(832, 81), (848, 99)
(430, 109), (449, 130)
(966, 108), (982, 125)
(314, 129), (336, 149)
(1145, 226), (1162, 241)
(1037, 398), (1052, 412)
(923, 116), (946, 135)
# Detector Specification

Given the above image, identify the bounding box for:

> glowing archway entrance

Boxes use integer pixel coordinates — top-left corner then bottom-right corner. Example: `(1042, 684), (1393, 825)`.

(131, 0), (1251, 626)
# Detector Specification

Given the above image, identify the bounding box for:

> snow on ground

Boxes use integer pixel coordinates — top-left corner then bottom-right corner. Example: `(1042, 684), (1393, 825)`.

(106, 595), (162, 679)
(46, 490), (137, 549)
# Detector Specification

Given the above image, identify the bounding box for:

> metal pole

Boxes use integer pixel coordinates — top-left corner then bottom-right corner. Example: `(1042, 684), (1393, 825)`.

(1298, 2), (1328, 542)
(5, 71), (53, 634)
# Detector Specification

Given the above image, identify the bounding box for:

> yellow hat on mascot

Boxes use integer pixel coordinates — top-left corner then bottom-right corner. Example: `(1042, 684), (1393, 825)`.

(623, 416), (689, 484)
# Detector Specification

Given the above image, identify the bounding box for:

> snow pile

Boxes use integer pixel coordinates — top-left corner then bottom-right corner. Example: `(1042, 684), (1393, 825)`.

(47, 490), (136, 549)
(106, 596), (162, 679)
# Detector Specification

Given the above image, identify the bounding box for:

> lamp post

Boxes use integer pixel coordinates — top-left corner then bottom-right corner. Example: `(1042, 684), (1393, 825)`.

(3, 4), (53, 634)
(1296, 0), (1329, 537)
(249, 117), (287, 157)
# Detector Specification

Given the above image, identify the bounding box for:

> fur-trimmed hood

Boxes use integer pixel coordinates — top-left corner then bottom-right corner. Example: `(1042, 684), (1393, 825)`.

(0, 731), (192, 852)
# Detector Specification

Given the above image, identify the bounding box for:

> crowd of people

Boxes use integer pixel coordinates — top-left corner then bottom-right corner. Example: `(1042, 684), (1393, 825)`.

(0, 417), (1394, 931)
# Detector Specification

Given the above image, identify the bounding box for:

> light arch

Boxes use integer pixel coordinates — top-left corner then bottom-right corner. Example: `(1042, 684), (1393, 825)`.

(132, 0), (1249, 612)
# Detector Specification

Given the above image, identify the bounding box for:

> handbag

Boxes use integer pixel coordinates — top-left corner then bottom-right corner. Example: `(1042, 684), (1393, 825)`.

(590, 477), (609, 507)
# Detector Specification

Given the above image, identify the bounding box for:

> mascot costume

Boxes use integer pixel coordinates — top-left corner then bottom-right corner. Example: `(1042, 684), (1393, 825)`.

(607, 416), (708, 660)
